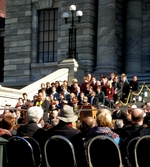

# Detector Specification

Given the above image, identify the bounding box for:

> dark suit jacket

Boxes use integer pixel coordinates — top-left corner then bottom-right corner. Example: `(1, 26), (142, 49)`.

(112, 81), (123, 101)
(120, 123), (142, 141)
(33, 122), (86, 167)
(17, 121), (40, 137)
(119, 124), (144, 165)
(46, 87), (51, 96)
(129, 80), (139, 92)
(89, 96), (99, 108)
(96, 91), (105, 105)
(41, 99), (50, 122)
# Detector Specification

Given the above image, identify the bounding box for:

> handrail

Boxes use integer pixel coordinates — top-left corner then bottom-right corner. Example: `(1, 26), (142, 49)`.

(119, 83), (150, 106)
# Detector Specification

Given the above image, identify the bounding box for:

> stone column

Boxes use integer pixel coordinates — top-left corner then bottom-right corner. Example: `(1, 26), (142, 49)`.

(95, 0), (116, 75)
(125, 0), (142, 73)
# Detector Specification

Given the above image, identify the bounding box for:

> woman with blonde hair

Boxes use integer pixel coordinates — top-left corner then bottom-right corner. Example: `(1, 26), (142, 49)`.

(84, 109), (120, 144)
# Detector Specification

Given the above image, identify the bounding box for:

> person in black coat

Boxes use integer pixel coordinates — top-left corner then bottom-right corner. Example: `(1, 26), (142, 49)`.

(119, 108), (145, 165)
(129, 76), (139, 92)
(112, 75), (123, 103)
(121, 74), (130, 103)
(17, 106), (44, 137)
(33, 105), (86, 167)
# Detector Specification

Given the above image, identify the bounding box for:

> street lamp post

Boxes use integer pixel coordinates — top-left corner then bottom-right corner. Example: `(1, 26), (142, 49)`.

(63, 5), (83, 59)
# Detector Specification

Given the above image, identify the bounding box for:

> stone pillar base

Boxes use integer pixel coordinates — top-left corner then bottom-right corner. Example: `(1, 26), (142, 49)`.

(92, 65), (117, 79)
(58, 58), (86, 85)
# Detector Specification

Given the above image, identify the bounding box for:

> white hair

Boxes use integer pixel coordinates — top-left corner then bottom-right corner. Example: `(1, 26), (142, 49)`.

(114, 119), (124, 129)
(27, 106), (43, 123)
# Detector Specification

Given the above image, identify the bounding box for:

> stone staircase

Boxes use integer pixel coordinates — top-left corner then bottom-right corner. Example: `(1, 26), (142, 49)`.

(0, 68), (69, 107)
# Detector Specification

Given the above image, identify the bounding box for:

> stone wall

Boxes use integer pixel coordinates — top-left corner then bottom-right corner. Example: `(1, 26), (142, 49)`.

(59, 0), (97, 73)
(5, 0), (32, 86)
(2, 0), (150, 88)
(142, 0), (150, 73)
(3, 0), (97, 88)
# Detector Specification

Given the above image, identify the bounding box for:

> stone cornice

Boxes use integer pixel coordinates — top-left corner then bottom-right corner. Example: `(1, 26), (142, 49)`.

(32, 0), (53, 9)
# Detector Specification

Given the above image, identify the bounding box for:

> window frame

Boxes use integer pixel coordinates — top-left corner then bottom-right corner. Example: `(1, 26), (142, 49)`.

(37, 8), (58, 63)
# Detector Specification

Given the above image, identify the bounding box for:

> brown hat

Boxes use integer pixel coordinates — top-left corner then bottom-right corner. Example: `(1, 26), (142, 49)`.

(57, 105), (78, 123)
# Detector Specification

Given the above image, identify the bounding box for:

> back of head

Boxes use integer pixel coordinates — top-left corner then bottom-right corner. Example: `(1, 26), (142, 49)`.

(131, 108), (144, 124)
(27, 106), (44, 123)
(114, 119), (124, 129)
(84, 116), (95, 130)
(96, 108), (112, 117)
(123, 113), (132, 126)
(100, 108), (112, 115)
(1, 113), (16, 130)
(96, 111), (112, 128)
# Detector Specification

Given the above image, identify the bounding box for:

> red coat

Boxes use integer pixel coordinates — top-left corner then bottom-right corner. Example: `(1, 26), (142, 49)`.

(105, 87), (114, 100)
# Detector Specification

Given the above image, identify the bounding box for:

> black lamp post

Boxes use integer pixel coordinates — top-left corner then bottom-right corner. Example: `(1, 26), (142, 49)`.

(63, 5), (83, 59)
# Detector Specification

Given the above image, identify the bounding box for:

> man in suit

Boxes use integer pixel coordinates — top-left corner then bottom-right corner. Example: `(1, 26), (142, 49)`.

(35, 92), (51, 123)
(96, 85), (105, 106)
(112, 75), (123, 103)
(119, 108), (145, 165)
(129, 75), (139, 92)
(88, 91), (99, 108)
(17, 106), (44, 137)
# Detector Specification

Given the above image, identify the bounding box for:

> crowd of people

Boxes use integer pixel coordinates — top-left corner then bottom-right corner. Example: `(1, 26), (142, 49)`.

(0, 72), (149, 167)
(16, 72), (140, 112)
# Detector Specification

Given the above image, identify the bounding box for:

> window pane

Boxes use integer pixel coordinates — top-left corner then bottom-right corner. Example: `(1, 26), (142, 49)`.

(39, 22), (44, 31)
(54, 41), (57, 50)
(49, 21), (54, 30)
(44, 32), (48, 41)
(45, 21), (49, 31)
(54, 31), (58, 39)
(44, 52), (49, 62)
(39, 43), (43, 52)
(45, 11), (49, 21)
(39, 11), (44, 20)
(55, 10), (58, 19)
(50, 10), (54, 20)
(55, 21), (58, 30)
(49, 42), (53, 51)
(49, 31), (54, 41)
(39, 53), (43, 63)
(49, 52), (54, 62)
(44, 42), (48, 52)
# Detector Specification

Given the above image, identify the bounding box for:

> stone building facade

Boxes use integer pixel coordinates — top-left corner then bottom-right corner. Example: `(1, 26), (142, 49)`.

(1, 0), (150, 87)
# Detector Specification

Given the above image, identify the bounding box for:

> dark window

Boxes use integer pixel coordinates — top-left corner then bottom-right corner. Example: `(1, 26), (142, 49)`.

(38, 9), (58, 63)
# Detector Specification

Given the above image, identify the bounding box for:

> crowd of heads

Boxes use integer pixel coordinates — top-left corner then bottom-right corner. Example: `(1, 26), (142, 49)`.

(0, 73), (149, 141)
